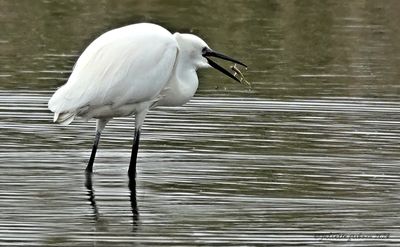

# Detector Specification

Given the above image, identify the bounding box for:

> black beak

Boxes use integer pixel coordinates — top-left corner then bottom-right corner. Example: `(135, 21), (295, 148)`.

(202, 47), (247, 83)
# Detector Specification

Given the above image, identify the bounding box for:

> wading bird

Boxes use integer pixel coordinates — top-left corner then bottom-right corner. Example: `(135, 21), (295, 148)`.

(48, 23), (247, 178)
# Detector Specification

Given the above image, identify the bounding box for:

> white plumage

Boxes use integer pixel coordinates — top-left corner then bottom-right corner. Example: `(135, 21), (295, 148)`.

(48, 22), (246, 177)
(49, 23), (181, 125)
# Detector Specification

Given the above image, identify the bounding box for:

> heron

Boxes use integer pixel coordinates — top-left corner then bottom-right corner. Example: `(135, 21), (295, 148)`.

(48, 23), (247, 178)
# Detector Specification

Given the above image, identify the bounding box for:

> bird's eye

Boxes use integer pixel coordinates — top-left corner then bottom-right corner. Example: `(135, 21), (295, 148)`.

(201, 47), (208, 55)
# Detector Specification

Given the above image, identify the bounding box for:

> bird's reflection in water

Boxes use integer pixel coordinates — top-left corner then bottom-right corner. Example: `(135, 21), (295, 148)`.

(85, 172), (139, 229)
(129, 176), (139, 227)
(85, 172), (99, 221)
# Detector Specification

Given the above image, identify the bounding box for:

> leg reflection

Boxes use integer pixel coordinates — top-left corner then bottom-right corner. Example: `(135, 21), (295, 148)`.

(85, 171), (99, 221)
(84, 171), (139, 229)
(128, 176), (139, 227)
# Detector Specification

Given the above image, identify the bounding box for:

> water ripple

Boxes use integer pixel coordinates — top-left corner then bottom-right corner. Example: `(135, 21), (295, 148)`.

(0, 90), (399, 245)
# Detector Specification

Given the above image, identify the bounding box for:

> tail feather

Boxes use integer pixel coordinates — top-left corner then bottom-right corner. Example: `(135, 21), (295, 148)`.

(53, 112), (59, 122)
(53, 112), (76, 126)
(49, 85), (77, 126)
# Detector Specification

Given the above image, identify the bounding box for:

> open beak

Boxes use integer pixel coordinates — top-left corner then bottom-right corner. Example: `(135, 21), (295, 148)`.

(202, 47), (247, 83)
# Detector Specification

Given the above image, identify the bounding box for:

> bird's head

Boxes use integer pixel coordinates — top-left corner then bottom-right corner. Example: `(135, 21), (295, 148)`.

(174, 33), (247, 82)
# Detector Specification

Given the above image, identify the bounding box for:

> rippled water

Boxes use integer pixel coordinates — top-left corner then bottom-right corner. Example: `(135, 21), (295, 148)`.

(1, 92), (399, 245)
(1, 0), (400, 246)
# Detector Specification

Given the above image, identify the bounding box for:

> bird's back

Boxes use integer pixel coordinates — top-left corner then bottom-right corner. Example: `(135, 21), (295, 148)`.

(48, 23), (178, 125)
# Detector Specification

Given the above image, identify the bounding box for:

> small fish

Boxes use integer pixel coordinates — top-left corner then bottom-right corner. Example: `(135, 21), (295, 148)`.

(231, 64), (250, 86)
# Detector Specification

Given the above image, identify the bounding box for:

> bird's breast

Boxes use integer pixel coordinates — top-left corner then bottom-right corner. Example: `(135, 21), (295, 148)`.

(157, 70), (199, 106)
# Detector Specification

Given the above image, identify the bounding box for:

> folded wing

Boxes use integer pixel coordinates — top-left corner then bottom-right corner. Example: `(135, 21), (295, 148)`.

(48, 23), (178, 124)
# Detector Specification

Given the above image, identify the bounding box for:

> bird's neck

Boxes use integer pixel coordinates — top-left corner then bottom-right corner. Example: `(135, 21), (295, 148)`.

(159, 52), (199, 106)
(175, 53), (198, 87)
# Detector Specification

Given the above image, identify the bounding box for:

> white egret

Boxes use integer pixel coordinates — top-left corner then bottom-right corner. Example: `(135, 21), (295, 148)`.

(48, 23), (246, 178)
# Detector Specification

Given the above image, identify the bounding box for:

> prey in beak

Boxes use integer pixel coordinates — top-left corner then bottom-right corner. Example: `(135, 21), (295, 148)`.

(202, 47), (249, 85)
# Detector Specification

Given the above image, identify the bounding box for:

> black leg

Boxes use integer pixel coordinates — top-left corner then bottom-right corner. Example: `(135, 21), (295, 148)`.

(86, 131), (101, 173)
(128, 129), (141, 179)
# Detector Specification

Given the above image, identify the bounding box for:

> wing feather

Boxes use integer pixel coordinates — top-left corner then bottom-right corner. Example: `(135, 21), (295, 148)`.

(48, 23), (178, 117)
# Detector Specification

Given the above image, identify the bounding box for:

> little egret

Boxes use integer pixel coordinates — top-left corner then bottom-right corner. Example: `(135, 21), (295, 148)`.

(48, 23), (246, 178)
